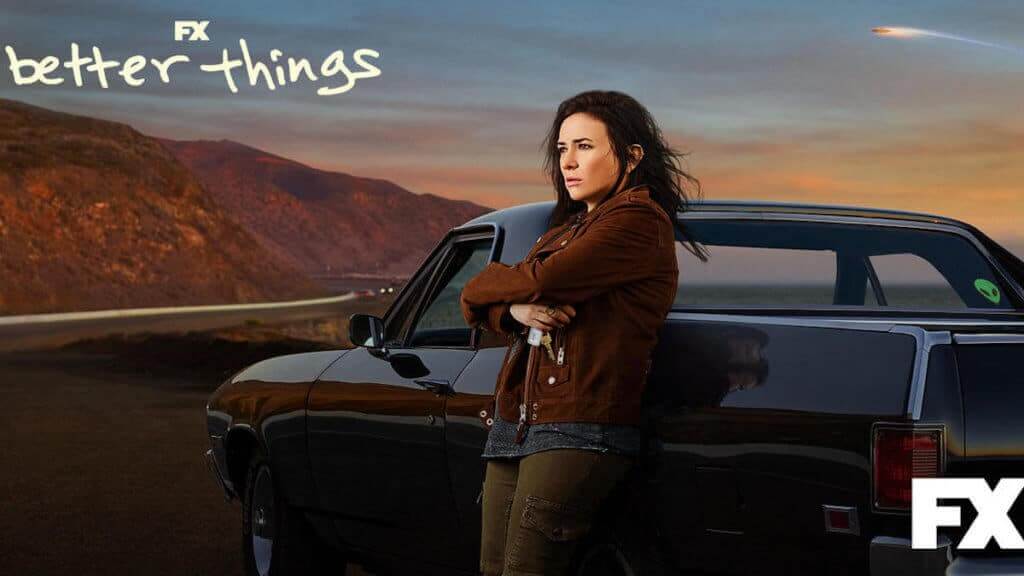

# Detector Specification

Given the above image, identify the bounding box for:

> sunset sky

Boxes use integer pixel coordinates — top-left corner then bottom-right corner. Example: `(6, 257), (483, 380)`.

(2, 0), (1022, 255)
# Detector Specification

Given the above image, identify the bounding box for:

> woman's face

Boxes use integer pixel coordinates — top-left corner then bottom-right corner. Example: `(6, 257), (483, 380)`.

(557, 112), (624, 212)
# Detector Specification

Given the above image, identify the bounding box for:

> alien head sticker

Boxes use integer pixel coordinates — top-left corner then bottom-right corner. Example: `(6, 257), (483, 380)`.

(974, 278), (1001, 305)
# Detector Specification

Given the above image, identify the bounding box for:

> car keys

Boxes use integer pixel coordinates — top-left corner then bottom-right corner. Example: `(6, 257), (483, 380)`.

(527, 327), (557, 362)
(541, 332), (556, 361)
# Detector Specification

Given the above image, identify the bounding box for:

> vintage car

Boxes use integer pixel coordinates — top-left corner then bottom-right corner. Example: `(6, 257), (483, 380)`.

(205, 198), (1024, 576)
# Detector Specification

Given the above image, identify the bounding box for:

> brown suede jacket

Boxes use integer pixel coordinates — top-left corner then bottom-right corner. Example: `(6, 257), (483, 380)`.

(459, 184), (678, 439)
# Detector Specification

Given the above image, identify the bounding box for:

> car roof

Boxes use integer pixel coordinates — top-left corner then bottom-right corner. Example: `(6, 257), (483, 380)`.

(453, 197), (1024, 302)
(456, 198), (969, 231)
(688, 199), (967, 227)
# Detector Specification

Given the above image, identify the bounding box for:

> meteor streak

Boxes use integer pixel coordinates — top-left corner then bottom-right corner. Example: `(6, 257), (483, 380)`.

(871, 26), (1024, 55)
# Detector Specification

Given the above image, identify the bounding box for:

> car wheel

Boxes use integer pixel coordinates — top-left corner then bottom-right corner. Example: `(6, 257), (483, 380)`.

(241, 452), (346, 576)
(572, 538), (633, 576)
(571, 529), (676, 576)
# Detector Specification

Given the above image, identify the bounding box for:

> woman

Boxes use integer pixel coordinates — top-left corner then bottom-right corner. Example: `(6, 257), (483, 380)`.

(460, 90), (707, 576)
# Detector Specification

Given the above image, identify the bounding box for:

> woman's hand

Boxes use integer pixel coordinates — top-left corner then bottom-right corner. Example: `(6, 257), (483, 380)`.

(509, 303), (576, 331)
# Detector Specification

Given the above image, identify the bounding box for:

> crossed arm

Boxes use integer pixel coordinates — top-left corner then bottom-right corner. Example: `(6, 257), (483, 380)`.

(460, 201), (668, 335)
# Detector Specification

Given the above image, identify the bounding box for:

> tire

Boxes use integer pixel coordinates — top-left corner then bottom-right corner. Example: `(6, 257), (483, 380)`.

(570, 461), (679, 576)
(571, 532), (637, 576)
(241, 452), (347, 576)
(570, 529), (676, 576)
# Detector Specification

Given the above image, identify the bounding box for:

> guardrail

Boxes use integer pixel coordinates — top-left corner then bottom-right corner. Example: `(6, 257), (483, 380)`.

(0, 293), (363, 352)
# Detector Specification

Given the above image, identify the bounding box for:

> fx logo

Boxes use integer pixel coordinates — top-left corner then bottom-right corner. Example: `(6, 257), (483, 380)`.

(913, 478), (1024, 549)
(174, 20), (210, 42)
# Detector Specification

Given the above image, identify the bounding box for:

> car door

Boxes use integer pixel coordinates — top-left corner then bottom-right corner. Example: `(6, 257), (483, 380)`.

(442, 248), (522, 571)
(307, 230), (495, 571)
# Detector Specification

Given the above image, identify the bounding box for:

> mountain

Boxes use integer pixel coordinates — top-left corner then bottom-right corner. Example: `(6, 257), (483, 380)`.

(158, 138), (493, 277)
(0, 99), (325, 315)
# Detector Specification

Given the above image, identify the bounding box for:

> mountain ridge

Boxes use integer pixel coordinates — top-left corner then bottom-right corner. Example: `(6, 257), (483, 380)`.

(0, 98), (326, 314)
(159, 137), (492, 277)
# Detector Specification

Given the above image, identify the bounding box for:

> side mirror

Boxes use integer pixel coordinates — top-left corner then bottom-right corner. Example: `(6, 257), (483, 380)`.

(349, 313), (385, 348)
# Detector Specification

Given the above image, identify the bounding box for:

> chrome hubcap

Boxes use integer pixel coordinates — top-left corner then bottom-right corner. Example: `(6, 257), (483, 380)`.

(251, 467), (275, 576)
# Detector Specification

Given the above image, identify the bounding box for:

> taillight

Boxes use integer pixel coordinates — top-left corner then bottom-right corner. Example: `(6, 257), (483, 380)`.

(872, 424), (944, 511)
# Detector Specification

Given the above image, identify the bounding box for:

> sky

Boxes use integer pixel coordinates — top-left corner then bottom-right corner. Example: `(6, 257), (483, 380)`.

(2, 0), (1022, 257)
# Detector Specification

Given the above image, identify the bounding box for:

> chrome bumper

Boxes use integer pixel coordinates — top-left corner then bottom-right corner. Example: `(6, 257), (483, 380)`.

(946, 556), (1024, 575)
(205, 447), (234, 502)
(870, 536), (951, 576)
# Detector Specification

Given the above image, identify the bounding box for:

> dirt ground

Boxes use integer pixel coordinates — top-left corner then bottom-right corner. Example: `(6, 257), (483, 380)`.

(0, 319), (390, 575)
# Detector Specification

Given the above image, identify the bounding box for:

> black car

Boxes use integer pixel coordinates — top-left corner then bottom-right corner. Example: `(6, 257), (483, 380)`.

(205, 199), (1024, 576)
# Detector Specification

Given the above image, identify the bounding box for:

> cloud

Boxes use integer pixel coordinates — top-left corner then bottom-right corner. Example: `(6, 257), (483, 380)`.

(2, 0), (1020, 248)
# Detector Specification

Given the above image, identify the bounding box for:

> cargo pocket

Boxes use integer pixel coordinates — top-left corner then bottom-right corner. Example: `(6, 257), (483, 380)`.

(521, 495), (591, 542)
(508, 495), (593, 573)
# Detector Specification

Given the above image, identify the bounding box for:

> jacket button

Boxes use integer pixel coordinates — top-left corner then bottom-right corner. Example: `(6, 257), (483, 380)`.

(547, 376), (556, 385)
(485, 418), (493, 426)
(479, 410), (488, 417)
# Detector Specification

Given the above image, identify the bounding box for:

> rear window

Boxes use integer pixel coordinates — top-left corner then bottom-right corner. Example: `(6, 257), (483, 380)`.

(675, 219), (1018, 311)
(868, 253), (964, 308)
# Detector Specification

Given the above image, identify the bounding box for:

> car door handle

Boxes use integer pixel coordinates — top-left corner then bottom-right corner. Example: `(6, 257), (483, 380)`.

(414, 378), (454, 397)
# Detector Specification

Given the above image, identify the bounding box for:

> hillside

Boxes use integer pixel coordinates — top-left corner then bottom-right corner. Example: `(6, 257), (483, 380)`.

(0, 99), (325, 315)
(160, 138), (493, 277)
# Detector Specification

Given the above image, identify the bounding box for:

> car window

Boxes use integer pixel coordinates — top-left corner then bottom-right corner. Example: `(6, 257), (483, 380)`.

(863, 275), (879, 306)
(384, 277), (425, 344)
(407, 237), (493, 347)
(868, 253), (965, 308)
(383, 246), (446, 344)
(675, 219), (1017, 310)
(675, 244), (836, 306)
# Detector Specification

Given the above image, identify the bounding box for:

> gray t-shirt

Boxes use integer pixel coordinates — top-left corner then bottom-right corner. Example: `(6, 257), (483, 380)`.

(481, 398), (647, 459)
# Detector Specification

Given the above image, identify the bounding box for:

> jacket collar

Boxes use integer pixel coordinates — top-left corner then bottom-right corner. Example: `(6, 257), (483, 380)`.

(530, 185), (652, 259)
(573, 184), (651, 226)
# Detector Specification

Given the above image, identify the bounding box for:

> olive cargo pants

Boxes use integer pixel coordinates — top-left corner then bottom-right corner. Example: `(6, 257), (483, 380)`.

(479, 449), (635, 576)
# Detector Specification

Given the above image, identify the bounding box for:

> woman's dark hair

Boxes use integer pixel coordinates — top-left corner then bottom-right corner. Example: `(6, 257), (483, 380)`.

(541, 90), (709, 262)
